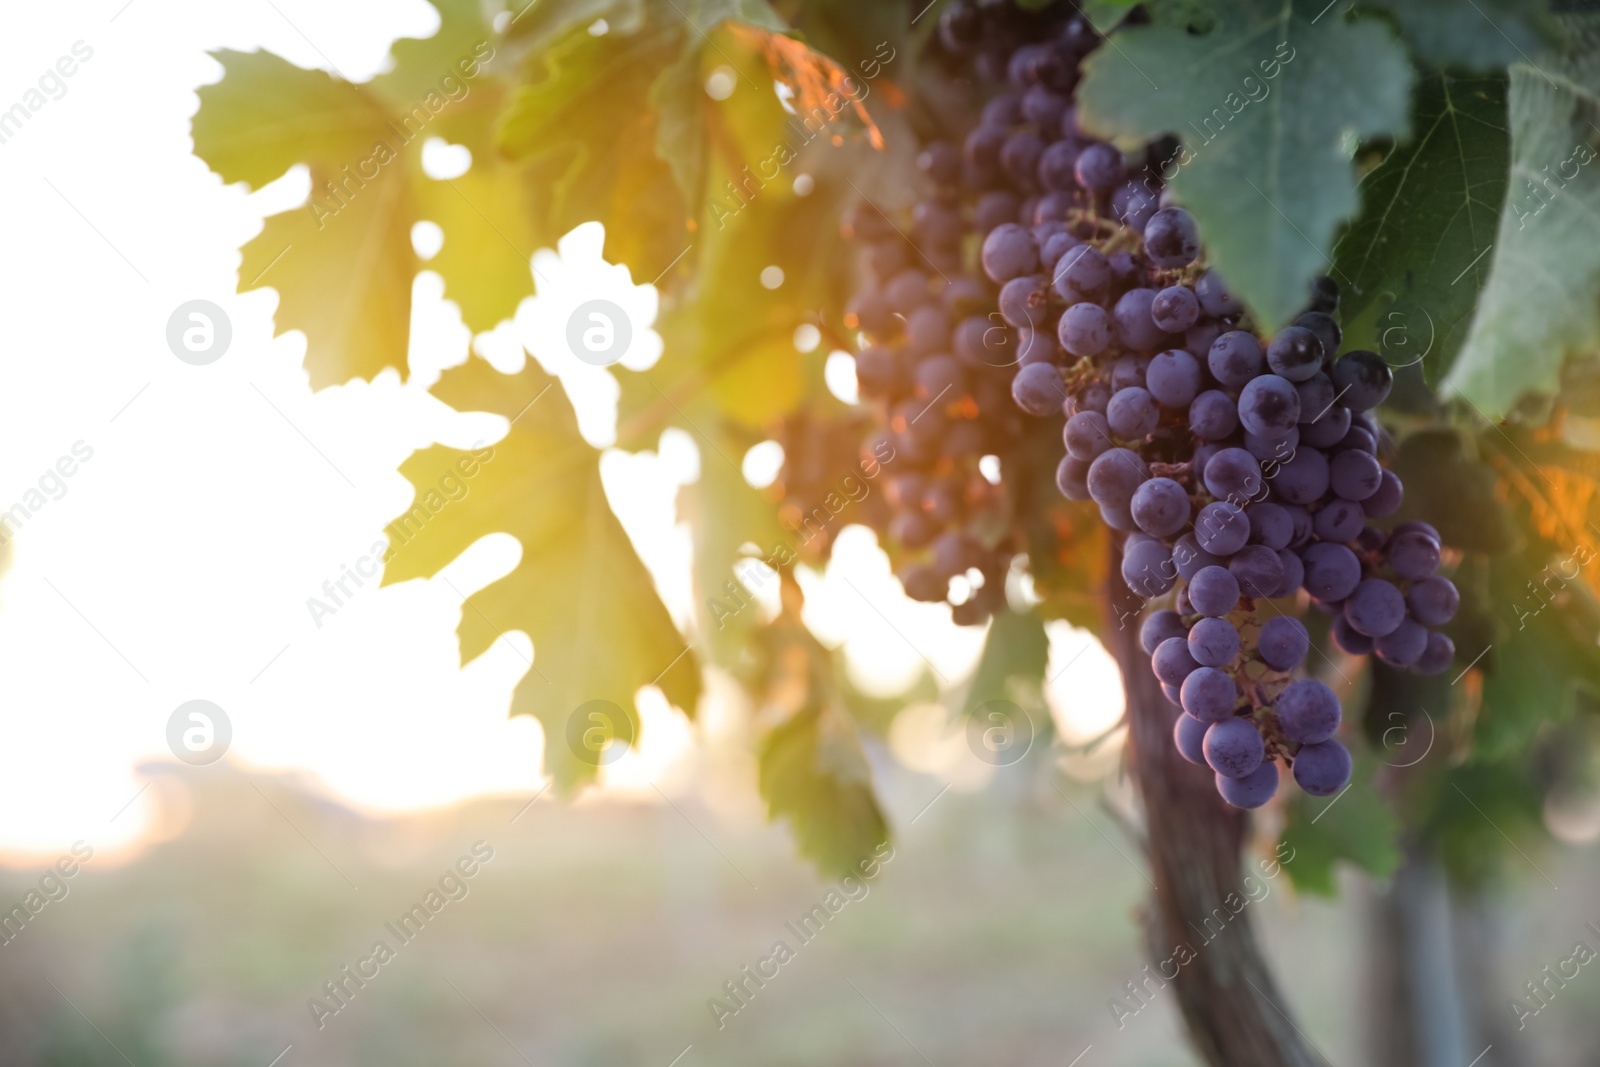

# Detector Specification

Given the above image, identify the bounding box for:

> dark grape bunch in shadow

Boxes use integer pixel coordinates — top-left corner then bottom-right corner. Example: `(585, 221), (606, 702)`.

(824, 0), (1456, 808)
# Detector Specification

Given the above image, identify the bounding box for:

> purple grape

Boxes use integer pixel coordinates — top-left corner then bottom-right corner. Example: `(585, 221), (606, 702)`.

(1195, 269), (1242, 317)
(1363, 470), (1404, 517)
(1407, 576), (1459, 626)
(1204, 716), (1265, 779)
(1345, 578), (1407, 637)
(1190, 389), (1239, 440)
(1153, 636), (1200, 686)
(1101, 502), (1139, 532)
(1131, 477), (1192, 538)
(1181, 666), (1238, 722)
(1243, 427), (1298, 463)
(1086, 448), (1149, 508)
(1123, 537), (1177, 598)
(1301, 403), (1352, 448)
(1151, 286), (1201, 333)
(1302, 542), (1362, 602)
(917, 141), (961, 185)
(998, 275), (1048, 329)
(1273, 548), (1304, 598)
(981, 94), (1022, 127)
(1074, 142), (1124, 194)
(981, 223), (1039, 284)
(1217, 759), (1279, 809)
(1229, 544), (1285, 599)
(1001, 131), (1046, 189)
(1313, 499), (1365, 543)
(1056, 454), (1090, 500)
(1388, 530), (1441, 580)
(1113, 182), (1160, 232)
(1208, 331), (1264, 388)
(1331, 350), (1393, 411)
(1194, 501), (1249, 555)
(1114, 289), (1171, 352)
(1375, 618), (1429, 667)
(1328, 448), (1382, 502)
(1038, 139), (1080, 191)
(1306, 275), (1340, 314)
(1257, 615), (1309, 671)
(1059, 302), (1112, 357)
(904, 305), (951, 355)
(1292, 739), (1351, 797)
(1294, 373), (1335, 420)
(1175, 713), (1209, 766)
(1269, 448), (1330, 505)
(1173, 534), (1223, 581)
(1012, 362), (1064, 416)
(1189, 616), (1241, 667)
(1107, 386), (1160, 438)
(1146, 349), (1202, 408)
(1238, 374), (1301, 439)
(1248, 503), (1293, 550)
(975, 189), (1020, 232)
(1162, 681), (1183, 704)
(1021, 84), (1068, 129)
(1295, 311), (1341, 363)
(1356, 525), (1386, 553)
(1331, 613), (1374, 655)
(1203, 448), (1264, 503)
(1334, 425), (1376, 455)
(1064, 411), (1113, 460)
(1144, 206), (1200, 268)
(1282, 504), (1314, 548)
(1141, 609), (1189, 655)
(1052, 245), (1110, 304)
(1189, 565), (1242, 617)
(1110, 355), (1146, 391)
(1076, 380), (1112, 414)
(1392, 520), (1442, 543)
(1275, 679), (1340, 743)
(1413, 632), (1455, 675)
(1265, 326), (1325, 382)
(884, 269), (933, 312)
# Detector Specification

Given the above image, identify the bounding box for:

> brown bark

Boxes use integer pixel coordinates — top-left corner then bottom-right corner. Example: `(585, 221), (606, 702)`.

(1108, 543), (1320, 1067)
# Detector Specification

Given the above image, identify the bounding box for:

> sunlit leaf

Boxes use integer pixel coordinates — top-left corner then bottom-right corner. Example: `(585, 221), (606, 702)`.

(381, 356), (700, 791)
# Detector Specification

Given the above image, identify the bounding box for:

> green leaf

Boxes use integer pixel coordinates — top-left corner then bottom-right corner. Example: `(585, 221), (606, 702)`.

(1281, 752), (1401, 895)
(759, 702), (890, 879)
(1076, 0), (1413, 329)
(1444, 18), (1600, 416)
(961, 608), (1049, 714)
(1334, 72), (1508, 385)
(371, 0), (496, 104)
(380, 356), (701, 792)
(1358, 0), (1551, 70)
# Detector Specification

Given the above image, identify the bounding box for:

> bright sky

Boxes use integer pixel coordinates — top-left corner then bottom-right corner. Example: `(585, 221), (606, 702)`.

(0, 0), (1126, 863)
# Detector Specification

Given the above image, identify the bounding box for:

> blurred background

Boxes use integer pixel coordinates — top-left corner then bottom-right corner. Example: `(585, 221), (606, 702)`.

(0, 1), (1596, 1064)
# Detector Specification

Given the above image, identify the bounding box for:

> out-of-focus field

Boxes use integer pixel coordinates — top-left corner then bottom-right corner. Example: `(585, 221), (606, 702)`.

(0, 757), (1594, 1067)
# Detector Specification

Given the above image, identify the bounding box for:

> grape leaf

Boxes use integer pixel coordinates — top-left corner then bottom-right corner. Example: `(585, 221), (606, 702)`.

(1358, 0), (1551, 70)
(1444, 18), (1600, 417)
(962, 608), (1050, 715)
(1424, 761), (1544, 886)
(193, 2), (515, 388)
(759, 702), (889, 879)
(1281, 753), (1401, 895)
(193, 50), (421, 389)
(1333, 73), (1508, 386)
(1076, 0), (1413, 330)
(381, 356), (701, 792)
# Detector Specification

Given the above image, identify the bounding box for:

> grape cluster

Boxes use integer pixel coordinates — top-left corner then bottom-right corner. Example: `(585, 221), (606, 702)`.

(826, 0), (1455, 809)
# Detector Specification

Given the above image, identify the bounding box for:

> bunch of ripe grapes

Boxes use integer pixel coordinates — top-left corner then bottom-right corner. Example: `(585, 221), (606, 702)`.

(827, 0), (1458, 808)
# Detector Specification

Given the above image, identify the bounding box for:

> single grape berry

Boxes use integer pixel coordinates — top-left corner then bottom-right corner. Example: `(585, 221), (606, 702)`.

(1151, 286), (1201, 333)
(1059, 302), (1112, 357)
(1188, 616), (1241, 667)
(1146, 349), (1202, 408)
(1204, 716), (1265, 779)
(1189, 565), (1242, 618)
(1087, 448), (1149, 508)
(1258, 616), (1310, 671)
(1331, 350), (1393, 411)
(1144, 206), (1200, 268)
(1345, 578), (1407, 637)
(981, 223), (1039, 283)
(1292, 739), (1352, 797)
(1012, 362), (1065, 416)
(1181, 666), (1238, 722)
(1190, 389), (1239, 440)
(1153, 636), (1201, 686)
(1406, 576), (1459, 626)
(1217, 759), (1279, 809)
(1141, 609), (1189, 655)
(1131, 476), (1192, 538)
(1265, 326), (1325, 382)
(1275, 679), (1341, 744)
(1238, 375), (1302, 439)
(1174, 713), (1210, 766)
